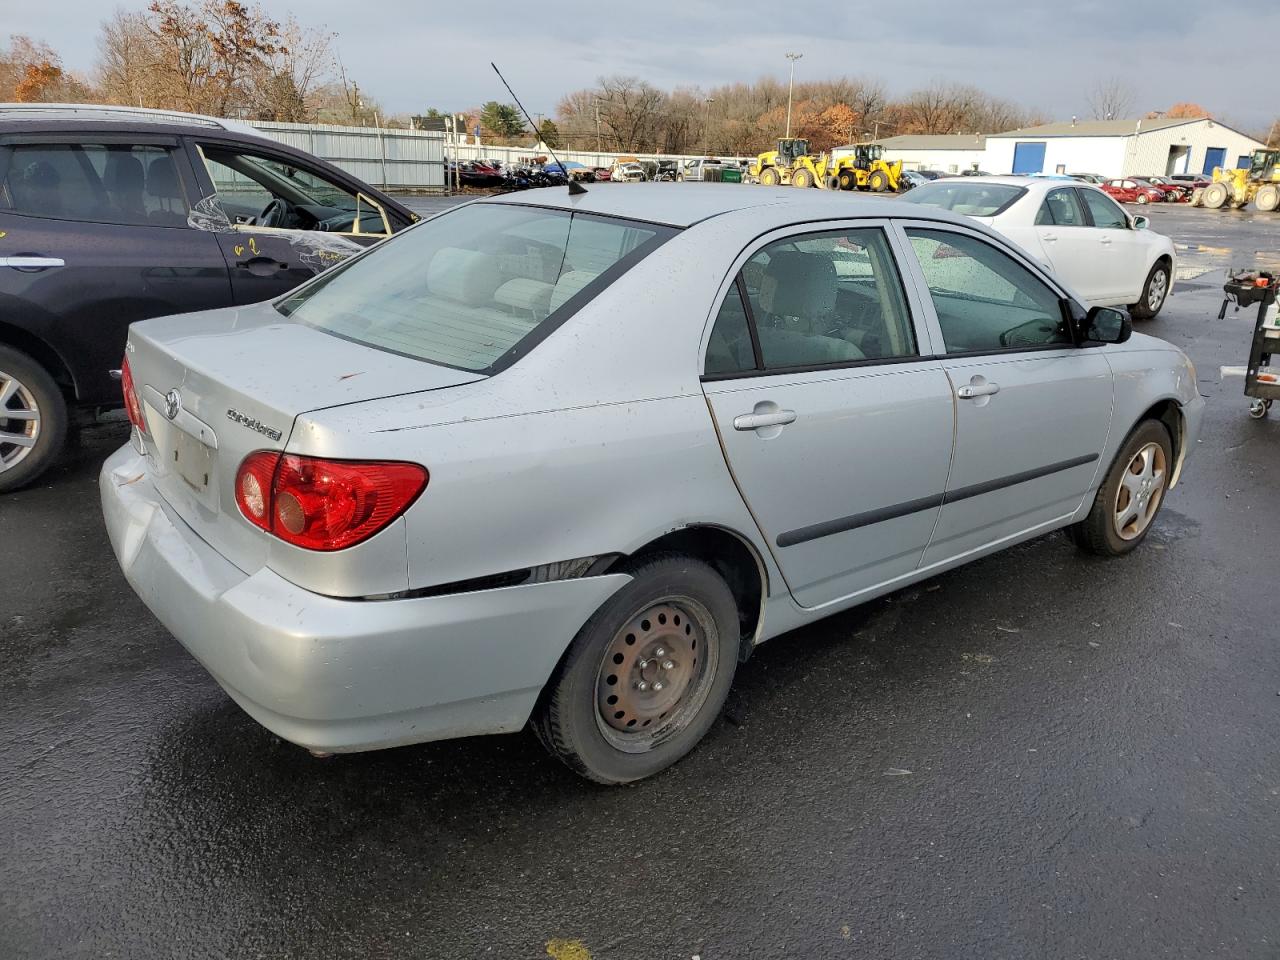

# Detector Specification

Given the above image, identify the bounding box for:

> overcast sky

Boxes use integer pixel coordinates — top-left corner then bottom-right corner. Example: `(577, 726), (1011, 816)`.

(9, 0), (1272, 130)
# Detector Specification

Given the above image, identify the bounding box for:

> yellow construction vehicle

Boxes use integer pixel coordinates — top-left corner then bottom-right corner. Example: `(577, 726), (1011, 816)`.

(831, 143), (904, 193)
(1194, 149), (1280, 211)
(749, 137), (811, 186)
(749, 138), (904, 191)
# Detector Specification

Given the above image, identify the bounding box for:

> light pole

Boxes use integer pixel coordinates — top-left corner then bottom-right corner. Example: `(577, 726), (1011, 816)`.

(784, 52), (803, 138)
(703, 97), (715, 155)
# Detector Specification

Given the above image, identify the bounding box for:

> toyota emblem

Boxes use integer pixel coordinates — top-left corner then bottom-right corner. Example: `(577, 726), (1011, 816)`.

(164, 389), (182, 421)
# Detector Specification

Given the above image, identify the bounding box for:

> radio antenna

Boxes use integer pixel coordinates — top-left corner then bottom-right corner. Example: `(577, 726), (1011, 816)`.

(491, 62), (587, 195)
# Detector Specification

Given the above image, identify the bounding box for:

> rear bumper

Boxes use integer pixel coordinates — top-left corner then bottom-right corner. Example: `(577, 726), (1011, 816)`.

(100, 445), (630, 753)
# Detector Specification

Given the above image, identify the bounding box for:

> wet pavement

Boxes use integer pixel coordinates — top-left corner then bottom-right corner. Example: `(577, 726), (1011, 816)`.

(2, 202), (1278, 960)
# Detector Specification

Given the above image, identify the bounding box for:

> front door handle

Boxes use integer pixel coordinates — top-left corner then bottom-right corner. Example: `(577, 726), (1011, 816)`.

(1041, 233), (1057, 242)
(236, 255), (288, 276)
(1099, 237), (1113, 246)
(0, 256), (65, 270)
(957, 380), (1000, 400)
(733, 408), (797, 431)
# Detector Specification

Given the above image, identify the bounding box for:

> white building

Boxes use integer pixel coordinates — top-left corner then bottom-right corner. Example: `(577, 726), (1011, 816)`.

(838, 134), (988, 174)
(984, 117), (1265, 179)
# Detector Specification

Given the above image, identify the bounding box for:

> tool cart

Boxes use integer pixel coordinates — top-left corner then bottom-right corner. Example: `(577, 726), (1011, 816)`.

(1219, 271), (1280, 419)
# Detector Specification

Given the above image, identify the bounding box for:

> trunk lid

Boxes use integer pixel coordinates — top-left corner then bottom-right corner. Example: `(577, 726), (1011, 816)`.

(126, 301), (483, 574)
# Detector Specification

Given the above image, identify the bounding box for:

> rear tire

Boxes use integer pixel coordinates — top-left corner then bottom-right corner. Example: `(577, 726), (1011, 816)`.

(1068, 419), (1172, 557)
(1202, 182), (1229, 209)
(0, 345), (67, 494)
(1128, 260), (1171, 319)
(1255, 184), (1280, 212)
(532, 554), (740, 784)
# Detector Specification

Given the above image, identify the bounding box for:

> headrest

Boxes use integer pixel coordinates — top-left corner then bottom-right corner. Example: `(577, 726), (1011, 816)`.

(427, 247), (504, 305)
(494, 278), (554, 316)
(146, 156), (183, 201)
(759, 251), (836, 318)
(106, 154), (145, 192)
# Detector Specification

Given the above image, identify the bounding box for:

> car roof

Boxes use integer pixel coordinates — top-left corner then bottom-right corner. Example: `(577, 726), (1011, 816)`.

(475, 182), (979, 229)
(921, 175), (1095, 196)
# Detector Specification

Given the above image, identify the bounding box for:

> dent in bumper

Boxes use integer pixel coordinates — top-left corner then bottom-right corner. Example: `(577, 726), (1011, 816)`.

(100, 445), (631, 752)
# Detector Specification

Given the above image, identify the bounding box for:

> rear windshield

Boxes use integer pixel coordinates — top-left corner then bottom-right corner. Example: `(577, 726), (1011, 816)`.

(277, 203), (674, 372)
(901, 181), (1026, 217)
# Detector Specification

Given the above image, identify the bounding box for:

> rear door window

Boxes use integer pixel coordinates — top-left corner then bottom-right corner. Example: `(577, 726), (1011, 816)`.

(0, 142), (188, 227)
(1035, 188), (1087, 226)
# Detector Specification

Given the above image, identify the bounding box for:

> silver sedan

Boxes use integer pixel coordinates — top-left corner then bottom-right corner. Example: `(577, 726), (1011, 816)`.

(101, 185), (1204, 783)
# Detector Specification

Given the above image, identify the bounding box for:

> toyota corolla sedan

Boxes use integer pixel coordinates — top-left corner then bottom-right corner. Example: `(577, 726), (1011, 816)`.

(902, 176), (1176, 320)
(102, 185), (1203, 784)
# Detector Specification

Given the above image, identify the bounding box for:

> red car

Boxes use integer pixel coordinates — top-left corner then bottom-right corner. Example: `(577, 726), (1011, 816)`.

(1142, 176), (1191, 201)
(1101, 178), (1165, 204)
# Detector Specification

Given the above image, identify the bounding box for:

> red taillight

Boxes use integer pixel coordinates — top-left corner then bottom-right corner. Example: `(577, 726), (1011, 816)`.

(121, 356), (147, 435)
(234, 452), (428, 551)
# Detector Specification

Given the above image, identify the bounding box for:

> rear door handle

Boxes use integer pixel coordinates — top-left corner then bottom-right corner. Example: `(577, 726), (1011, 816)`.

(1041, 233), (1057, 242)
(1099, 237), (1113, 245)
(957, 381), (1000, 399)
(733, 409), (797, 430)
(0, 256), (65, 270)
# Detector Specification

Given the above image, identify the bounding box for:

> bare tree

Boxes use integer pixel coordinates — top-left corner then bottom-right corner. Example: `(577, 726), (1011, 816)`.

(1086, 76), (1136, 120)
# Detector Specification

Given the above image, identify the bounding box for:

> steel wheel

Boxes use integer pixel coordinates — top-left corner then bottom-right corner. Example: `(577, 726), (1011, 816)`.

(594, 598), (718, 753)
(0, 367), (41, 476)
(1113, 441), (1166, 541)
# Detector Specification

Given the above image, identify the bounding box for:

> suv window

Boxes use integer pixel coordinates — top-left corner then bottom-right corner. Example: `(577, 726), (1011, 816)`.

(199, 145), (388, 236)
(0, 143), (188, 227)
(707, 227), (915, 373)
(1035, 188), (1086, 226)
(1080, 189), (1128, 229)
(906, 228), (1070, 354)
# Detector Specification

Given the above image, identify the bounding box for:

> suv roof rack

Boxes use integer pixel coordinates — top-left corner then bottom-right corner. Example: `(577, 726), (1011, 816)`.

(0, 103), (258, 134)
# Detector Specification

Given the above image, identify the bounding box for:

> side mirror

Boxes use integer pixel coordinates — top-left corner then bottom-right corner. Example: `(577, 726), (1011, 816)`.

(1083, 305), (1132, 344)
(1132, 215), (1150, 231)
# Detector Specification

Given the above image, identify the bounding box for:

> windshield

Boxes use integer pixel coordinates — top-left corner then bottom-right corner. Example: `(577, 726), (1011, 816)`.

(277, 204), (674, 372)
(901, 181), (1026, 217)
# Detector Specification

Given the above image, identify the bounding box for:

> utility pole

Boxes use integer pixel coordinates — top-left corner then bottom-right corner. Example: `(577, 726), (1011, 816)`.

(703, 97), (715, 155)
(785, 52), (803, 139)
(594, 98), (603, 152)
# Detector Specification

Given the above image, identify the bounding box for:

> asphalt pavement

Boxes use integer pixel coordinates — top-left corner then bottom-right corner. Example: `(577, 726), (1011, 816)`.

(2, 201), (1278, 960)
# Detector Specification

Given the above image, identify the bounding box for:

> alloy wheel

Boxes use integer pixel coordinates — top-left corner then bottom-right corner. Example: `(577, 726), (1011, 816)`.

(594, 598), (718, 753)
(1148, 268), (1169, 311)
(1113, 441), (1166, 540)
(0, 368), (41, 475)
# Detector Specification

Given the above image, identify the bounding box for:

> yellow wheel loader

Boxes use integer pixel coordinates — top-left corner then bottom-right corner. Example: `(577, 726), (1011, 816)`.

(749, 138), (904, 192)
(1192, 149), (1280, 211)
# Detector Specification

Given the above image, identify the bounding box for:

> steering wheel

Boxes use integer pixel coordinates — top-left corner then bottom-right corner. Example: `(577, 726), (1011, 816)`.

(257, 198), (288, 228)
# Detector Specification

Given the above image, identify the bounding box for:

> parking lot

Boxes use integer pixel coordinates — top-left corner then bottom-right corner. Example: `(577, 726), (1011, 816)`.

(2, 202), (1278, 959)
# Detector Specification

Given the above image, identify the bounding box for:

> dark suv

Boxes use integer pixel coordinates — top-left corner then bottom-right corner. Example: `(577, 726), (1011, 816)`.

(0, 105), (418, 491)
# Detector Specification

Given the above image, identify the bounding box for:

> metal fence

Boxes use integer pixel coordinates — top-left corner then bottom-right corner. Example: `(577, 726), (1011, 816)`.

(249, 121), (447, 192)
(248, 121), (753, 193)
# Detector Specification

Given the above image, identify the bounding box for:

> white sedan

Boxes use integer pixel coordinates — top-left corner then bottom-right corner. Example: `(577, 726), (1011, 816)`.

(902, 176), (1175, 320)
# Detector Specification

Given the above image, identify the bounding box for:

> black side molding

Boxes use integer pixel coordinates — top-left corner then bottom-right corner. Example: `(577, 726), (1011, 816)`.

(776, 453), (1100, 548)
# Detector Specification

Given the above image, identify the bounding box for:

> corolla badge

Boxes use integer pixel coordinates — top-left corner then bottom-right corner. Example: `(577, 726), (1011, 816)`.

(226, 408), (283, 442)
(164, 389), (182, 421)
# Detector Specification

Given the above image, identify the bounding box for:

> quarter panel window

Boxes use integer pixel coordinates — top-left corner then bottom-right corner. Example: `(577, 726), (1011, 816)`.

(1080, 189), (1128, 229)
(0, 143), (188, 226)
(906, 228), (1070, 354)
(705, 284), (756, 375)
(736, 228), (916, 370)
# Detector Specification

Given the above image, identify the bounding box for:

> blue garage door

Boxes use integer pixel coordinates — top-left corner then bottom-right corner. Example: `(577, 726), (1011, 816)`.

(1203, 147), (1226, 174)
(1238, 155), (1252, 168)
(1012, 142), (1047, 174)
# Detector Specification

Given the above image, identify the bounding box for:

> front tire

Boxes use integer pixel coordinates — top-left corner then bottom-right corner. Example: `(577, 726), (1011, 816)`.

(533, 554), (740, 784)
(0, 345), (67, 493)
(1069, 419), (1172, 556)
(1129, 260), (1171, 319)
(837, 170), (857, 190)
(1202, 182), (1229, 209)
(1135, 192), (1150, 204)
(792, 168), (814, 188)
(868, 170), (889, 192)
(759, 167), (780, 186)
